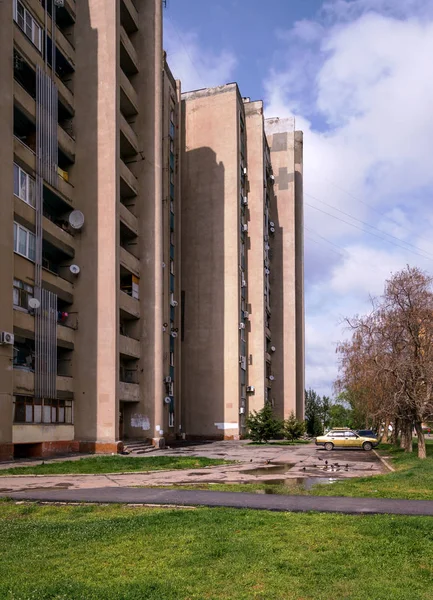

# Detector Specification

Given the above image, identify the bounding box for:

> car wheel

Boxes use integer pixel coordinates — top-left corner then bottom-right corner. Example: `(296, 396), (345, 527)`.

(363, 442), (373, 451)
(324, 442), (334, 451)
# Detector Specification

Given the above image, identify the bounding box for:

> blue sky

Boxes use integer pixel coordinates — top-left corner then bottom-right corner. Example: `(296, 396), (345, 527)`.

(164, 0), (433, 398)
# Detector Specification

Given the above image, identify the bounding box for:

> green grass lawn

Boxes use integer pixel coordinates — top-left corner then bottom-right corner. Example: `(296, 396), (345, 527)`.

(0, 501), (432, 600)
(0, 455), (229, 476)
(306, 439), (433, 500)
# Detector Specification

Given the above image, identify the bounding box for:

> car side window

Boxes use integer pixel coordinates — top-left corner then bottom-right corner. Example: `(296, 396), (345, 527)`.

(345, 432), (356, 437)
(331, 432), (344, 437)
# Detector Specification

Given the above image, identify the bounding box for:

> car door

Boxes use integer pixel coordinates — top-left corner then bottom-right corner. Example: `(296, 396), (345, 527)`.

(344, 431), (361, 447)
(329, 431), (344, 447)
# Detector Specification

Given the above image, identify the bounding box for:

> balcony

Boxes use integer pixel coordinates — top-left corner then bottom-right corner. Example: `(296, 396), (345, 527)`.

(14, 80), (35, 122)
(120, 0), (139, 34)
(14, 135), (36, 171)
(119, 334), (140, 359)
(13, 309), (74, 349)
(119, 290), (140, 319)
(120, 69), (138, 117)
(58, 125), (75, 163)
(12, 369), (73, 396)
(119, 382), (140, 402)
(120, 159), (138, 198)
(120, 246), (140, 277)
(120, 112), (139, 158)
(119, 202), (138, 235)
(13, 27), (74, 112)
(120, 26), (139, 75)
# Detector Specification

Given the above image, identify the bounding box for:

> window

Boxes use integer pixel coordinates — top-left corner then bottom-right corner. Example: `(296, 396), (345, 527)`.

(170, 259), (174, 275)
(14, 222), (36, 261)
(170, 230), (174, 245)
(170, 352), (174, 367)
(13, 0), (42, 51)
(170, 169), (174, 184)
(14, 396), (73, 424)
(13, 278), (34, 310)
(14, 163), (36, 207)
(168, 411), (174, 428)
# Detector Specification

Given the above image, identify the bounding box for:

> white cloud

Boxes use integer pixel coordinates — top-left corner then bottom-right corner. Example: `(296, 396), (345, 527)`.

(164, 20), (237, 92)
(264, 2), (433, 396)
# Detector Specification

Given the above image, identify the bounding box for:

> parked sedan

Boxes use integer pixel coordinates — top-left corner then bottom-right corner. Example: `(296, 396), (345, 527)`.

(315, 428), (379, 451)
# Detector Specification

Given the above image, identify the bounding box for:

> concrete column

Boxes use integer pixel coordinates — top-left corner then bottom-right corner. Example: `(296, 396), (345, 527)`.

(0, 0), (14, 460)
(245, 102), (266, 413)
(133, 0), (164, 445)
(72, 0), (120, 450)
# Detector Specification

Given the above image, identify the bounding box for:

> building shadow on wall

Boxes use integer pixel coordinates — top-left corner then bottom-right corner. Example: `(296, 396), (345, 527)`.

(181, 146), (225, 439)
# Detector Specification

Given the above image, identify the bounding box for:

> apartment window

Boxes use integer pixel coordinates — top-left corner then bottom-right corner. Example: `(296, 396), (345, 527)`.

(168, 412), (174, 428)
(170, 139), (174, 154)
(14, 222), (36, 262)
(13, 0), (42, 52)
(170, 169), (174, 184)
(13, 278), (34, 310)
(170, 230), (174, 245)
(170, 351), (174, 367)
(14, 396), (73, 424)
(14, 163), (36, 208)
(170, 259), (174, 275)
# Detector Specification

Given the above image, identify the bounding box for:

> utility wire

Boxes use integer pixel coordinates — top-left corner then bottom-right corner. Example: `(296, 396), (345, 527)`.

(309, 165), (432, 245)
(305, 202), (433, 263)
(305, 191), (433, 260)
(165, 15), (205, 88)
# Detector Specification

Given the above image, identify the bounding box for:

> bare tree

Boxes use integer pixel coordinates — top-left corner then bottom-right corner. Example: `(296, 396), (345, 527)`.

(336, 266), (433, 459)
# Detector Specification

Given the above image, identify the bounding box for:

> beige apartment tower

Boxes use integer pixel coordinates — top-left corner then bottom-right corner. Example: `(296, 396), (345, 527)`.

(181, 85), (304, 439)
(0, 0), (179, 460)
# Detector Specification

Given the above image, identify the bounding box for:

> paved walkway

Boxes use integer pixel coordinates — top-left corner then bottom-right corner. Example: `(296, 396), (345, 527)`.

(4, 486), (433, 516)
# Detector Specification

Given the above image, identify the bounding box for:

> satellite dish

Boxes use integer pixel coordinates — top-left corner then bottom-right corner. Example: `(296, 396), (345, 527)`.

(28, 298), (40, 310)
(164, 396), (171, 405)
(171, 331), (178, 338)
(68, 210), (85, 230)
(69, 264), (80, 275)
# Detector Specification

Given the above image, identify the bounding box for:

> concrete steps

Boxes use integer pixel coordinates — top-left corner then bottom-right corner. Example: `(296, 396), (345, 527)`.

(123, 440), (156, 455)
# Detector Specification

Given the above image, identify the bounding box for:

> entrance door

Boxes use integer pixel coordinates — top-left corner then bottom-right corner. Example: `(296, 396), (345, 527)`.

(119, 403), (124, 440)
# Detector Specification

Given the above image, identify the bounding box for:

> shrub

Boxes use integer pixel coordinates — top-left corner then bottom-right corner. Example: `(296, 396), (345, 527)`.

(283, 412), (306, 441)
(246, 403), (283, 443)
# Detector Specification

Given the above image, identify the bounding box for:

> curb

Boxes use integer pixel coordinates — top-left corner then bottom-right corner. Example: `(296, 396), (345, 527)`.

(373, 449), (395, 472)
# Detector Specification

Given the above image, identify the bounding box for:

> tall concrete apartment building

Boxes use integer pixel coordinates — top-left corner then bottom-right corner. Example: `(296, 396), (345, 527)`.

(0, 1), (303, 460)
(181, 85), (304, 440)
(0, 0), (184, 460)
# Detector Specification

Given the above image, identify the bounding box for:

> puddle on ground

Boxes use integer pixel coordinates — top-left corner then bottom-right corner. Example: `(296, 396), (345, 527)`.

(222, 477), (339, 493)
(242, 463), (294, 476)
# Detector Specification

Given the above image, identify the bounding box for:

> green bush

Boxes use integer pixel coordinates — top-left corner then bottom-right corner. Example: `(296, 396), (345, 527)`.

(246, 403), (283, 443)
(283, 412), (306, 441)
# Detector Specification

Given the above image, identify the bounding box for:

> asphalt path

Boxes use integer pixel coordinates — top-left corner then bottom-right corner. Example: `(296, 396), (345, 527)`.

(4, 487), (433, 516)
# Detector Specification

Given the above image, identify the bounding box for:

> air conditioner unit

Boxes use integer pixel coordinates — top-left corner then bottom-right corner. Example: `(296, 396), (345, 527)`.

(246, 385), (255, 393)
(0, 331), (14, 345)
(170, 296), (178, 307)
(243, 310), (249, 319)
(242, 224), (248, 233)
(269, 221), (275, 228)
(241, 279), (247, 288)
(243, 167), (247, 175)
(242, 196), (248, 206)
(269, 375), (275, 381)
(164, 376), (172, 383)
(270, 227), (275, 234)
(270, 346), (276, 352)
(239, 407), (246, 415)
(239, 322), (245, 330)
(270, 174), (275, 183)
(265, 268), (270, 275)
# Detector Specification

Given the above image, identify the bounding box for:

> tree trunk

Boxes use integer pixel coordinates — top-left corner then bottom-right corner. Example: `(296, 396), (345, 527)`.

(382, 419), (390, 443)
(391, 418), (400, 446)
(400, 421), (406, 449)
(404, 421), (413, 453)
(414, 421), (427, 459)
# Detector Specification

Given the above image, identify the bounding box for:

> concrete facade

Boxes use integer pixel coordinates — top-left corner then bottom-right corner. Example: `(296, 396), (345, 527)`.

(265, 118), (305, 419)
(0, 0), (172, 460)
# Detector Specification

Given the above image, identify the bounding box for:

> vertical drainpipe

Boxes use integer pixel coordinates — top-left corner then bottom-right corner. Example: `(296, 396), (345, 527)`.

(153, 0), (164, 445)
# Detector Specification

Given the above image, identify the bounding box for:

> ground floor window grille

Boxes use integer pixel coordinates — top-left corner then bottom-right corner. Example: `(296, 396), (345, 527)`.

(14, 396), (73, 424)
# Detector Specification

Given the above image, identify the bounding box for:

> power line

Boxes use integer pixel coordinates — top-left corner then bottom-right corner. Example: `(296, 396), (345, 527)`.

(305, 202), (433, 263)
(305, 191), (433, 260)
(165, 15), (205, 88)
(309, 165), (432, 245)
